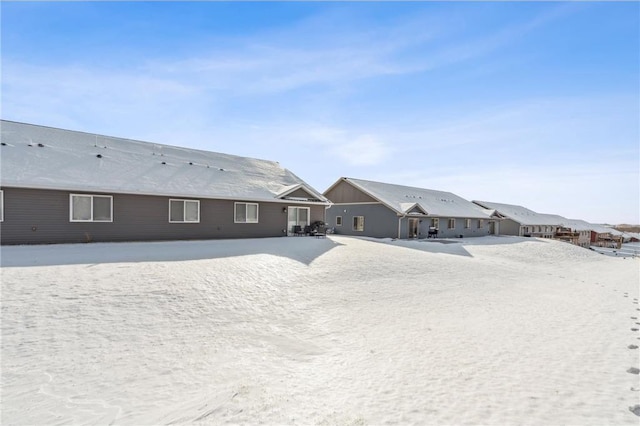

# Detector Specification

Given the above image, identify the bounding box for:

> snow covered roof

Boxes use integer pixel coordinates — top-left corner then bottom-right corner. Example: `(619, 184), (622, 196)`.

(473, 201), (620, 234)
(0, 120), (329, 204)
(328, 177), (491, 218)
(473, 201), (565, 226)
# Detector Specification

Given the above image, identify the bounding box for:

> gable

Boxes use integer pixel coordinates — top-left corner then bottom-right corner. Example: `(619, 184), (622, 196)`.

(324, 180), (377, 204)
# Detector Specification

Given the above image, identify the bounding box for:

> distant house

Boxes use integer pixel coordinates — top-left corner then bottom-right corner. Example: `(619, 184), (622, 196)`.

(472, 200), (621, 248)
(472, 201), (563, 238)
(323, 177), (499, 239)
(556, 218), (599, 248)
(0, 120), (329, 245)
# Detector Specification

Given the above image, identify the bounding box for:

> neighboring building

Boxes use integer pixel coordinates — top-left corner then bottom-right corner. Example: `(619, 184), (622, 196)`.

(0, 120), (329, 245)
(472, 200), (622, 249)
(557, 218), (604, 248)
(323, 177), (499, 239)
(472, 201), (564, 238)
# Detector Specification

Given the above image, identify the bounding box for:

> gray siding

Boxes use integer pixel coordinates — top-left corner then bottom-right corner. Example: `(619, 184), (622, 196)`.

(326, 203), (399, 238)
(326, 202), (494, 240)
(0, 187), (325, 245)
(500, 219), (522, 236)
(325, 180), (377, 204)
(412, 217), (492, 239)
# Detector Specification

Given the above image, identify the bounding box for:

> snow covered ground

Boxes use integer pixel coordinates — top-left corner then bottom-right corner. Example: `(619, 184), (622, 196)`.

(1, 235), (639, 425)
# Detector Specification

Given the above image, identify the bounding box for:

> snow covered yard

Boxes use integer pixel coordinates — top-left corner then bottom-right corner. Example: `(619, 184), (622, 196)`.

(1, 235), (639, 425)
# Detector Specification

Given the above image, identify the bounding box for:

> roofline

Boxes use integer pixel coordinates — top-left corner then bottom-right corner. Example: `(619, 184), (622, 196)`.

(277, 182), (328, 202)
(0, 119), (283, 166)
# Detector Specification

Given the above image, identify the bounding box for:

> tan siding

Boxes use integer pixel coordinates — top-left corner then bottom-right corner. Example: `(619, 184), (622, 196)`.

(324, 180), (377, 203)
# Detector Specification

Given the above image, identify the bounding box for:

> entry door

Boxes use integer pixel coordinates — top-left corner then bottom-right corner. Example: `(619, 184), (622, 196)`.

(287, 206), (310, 235)
(489, 221), (496, 235)
(408, 218), (419, 239)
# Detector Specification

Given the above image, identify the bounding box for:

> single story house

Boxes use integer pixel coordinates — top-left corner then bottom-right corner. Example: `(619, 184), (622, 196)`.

(472, 200), (564, 238)
(323, 177), (500, 239)
(0, 120), (329, 245)
(472, 200), (619, 248)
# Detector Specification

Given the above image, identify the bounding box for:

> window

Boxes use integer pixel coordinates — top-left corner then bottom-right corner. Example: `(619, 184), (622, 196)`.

(431, 218), (439, 228)
(70, 194), (113, 222)
(235, 202), (258, 223)
(478, 219), (484, 229)
(448, 218), (455, 229)
(0, 190), (3, 222)
(353, 216), (364, 231)
(465, 219), (471, 229)
(169, 199), (200, 223)
(336, 216), (342, 226)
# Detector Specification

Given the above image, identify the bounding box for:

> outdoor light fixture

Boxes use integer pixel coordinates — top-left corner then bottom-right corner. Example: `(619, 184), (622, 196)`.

(283, 207), (287, 213)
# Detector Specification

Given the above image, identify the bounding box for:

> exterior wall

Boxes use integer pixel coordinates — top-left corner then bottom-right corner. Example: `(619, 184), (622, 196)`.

(499, 219), (522, 236)
(577, 230), (590, 247)
(326, 204), (493, 239)
(324, 180), (377, 204)
(326, 203), (398, 238)
(413, 217), (492, 239)
(0, 187), (325, 245)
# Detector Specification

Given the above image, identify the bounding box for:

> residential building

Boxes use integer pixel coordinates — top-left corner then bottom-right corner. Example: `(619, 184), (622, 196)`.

(324, 177), (499, 239)
(0, 120), (329, 244)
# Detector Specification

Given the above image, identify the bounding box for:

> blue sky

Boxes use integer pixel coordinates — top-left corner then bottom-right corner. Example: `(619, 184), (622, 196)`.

(2, 1), (638, 224)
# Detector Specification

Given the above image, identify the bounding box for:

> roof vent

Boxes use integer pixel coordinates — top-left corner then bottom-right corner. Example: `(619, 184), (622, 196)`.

(96, 154), (103, 159)
(1, 142), (6, 146)
(219, 168), (225, 171)
(189, 162), (193, 165)
(161, 161), (166, 165)
(38, 143), (45, 148)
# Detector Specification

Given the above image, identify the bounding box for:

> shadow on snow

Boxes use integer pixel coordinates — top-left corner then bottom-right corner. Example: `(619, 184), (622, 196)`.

(0, 236), (344, 267)
(348, 235), (545, 257)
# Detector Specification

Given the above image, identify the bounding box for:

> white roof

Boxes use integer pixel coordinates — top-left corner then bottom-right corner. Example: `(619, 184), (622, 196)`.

(0, 120), (328, 204)
(473, 200), (566, 226)
(473, 201), (621, 234)
(332, 178), (492, 218)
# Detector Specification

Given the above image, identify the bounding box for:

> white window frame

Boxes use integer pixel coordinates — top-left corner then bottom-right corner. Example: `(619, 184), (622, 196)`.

(336, 216), (342, 226)
(431, 218), (439, 228)
(448, 218), (455, 229)
(69, 194), (113, 222)
(478, 219), (484, 229)
(169, 199), (200, 223)
(234, 202), (259, 223)
(353, 216), (365, 232)
(0, 190), (3, 222)
(464, 218), (471, 229)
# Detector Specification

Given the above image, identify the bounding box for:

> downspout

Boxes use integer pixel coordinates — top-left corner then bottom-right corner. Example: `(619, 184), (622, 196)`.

(398, 214), (406, 239)
(324, 201), (333, 229)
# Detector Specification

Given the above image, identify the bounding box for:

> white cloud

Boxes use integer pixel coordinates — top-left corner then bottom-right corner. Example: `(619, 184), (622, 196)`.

(337, 135), (391, 166)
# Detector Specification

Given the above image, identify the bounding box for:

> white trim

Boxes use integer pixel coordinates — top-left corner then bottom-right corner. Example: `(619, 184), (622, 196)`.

(69, 193), (113, 222)
(0, 190), (3, 222)
(234, 202), (259, 223)
(169, 199), (200, 223)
